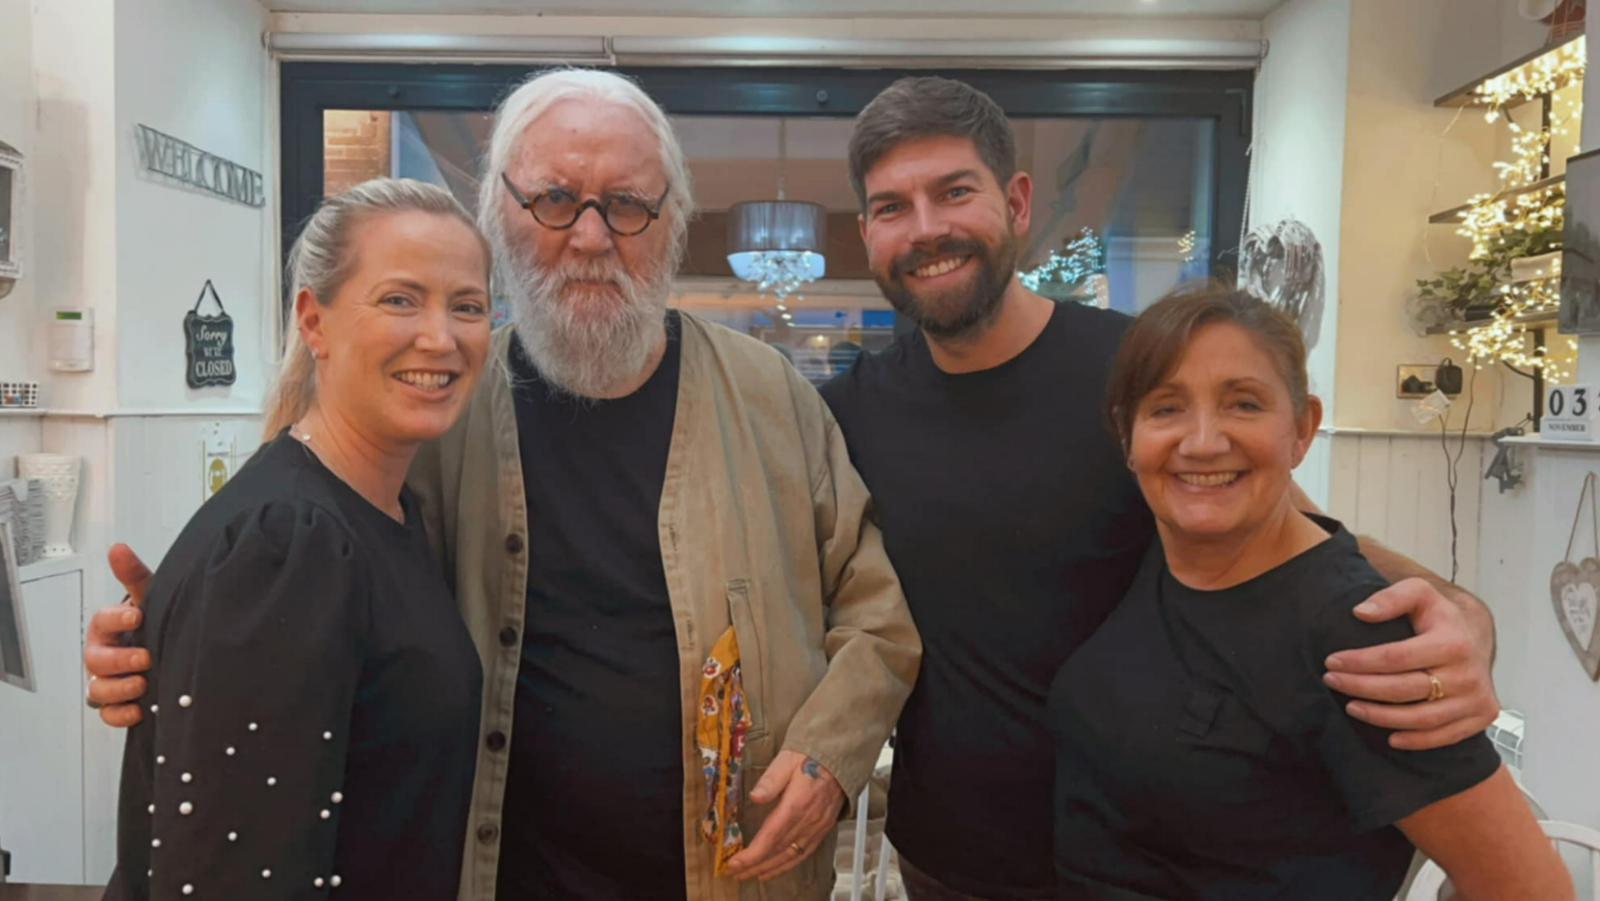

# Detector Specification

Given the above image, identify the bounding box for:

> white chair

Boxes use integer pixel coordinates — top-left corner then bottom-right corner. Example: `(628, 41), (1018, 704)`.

(1402, 819), (1600, 900)
(1393, 777), (1549, 899)
(845, 741), (897, 901)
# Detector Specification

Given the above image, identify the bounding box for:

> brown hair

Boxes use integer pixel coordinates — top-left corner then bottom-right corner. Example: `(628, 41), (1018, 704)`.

(848, 76), (1017, 210)
(1105, 284), (1310, 451)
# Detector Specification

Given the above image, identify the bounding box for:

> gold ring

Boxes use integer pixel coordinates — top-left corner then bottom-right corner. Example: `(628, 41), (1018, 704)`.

(1425, 671), (1445, 702)
(790, 842), (805, 856)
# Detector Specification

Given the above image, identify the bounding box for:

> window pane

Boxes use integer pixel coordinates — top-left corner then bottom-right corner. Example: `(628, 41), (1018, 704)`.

(1014, 118), (1215, 313)
(323, 110), (394, 199)
(320, 108), (1217, 380)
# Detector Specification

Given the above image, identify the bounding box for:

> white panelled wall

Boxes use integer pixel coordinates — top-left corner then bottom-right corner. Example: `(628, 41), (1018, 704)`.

(1473, 443), (1600, 830)
(21, 415), (265, 881)
(1324, 432), (1486, 593)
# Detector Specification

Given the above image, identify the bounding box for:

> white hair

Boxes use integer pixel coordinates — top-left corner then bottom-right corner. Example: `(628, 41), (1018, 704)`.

(477, 67), (693, 278)
(476, 68), (693, 398)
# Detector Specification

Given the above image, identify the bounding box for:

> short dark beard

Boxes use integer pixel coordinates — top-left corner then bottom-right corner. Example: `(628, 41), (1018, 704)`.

(874, 231), (1019, 342)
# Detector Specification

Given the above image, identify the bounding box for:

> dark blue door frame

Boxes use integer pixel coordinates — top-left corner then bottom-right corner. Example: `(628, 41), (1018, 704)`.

(279, 62), (1252, 300)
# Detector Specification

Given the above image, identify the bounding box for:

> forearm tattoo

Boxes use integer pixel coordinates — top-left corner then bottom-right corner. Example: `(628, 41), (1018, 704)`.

(803, 758), (821, 780)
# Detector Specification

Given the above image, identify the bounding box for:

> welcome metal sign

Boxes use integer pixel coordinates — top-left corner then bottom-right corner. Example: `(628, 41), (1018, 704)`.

(137, 124), (265, 208)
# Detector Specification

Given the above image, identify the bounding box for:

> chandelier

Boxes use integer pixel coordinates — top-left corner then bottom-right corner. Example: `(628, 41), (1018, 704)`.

(727, 206), (826, 302)
(725, 119), (827, 317)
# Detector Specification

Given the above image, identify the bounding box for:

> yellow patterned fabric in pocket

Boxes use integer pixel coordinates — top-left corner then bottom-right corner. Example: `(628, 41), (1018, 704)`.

(697, 625), (753, 875)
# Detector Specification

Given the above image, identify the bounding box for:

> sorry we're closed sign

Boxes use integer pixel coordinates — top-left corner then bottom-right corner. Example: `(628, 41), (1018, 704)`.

(185, 279), (236, 389)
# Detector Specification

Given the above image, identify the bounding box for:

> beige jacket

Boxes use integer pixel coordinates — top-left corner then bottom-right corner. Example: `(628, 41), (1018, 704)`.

(408, 314), (922, 901)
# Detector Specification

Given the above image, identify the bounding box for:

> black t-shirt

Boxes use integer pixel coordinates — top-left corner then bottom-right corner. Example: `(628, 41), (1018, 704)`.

(496, 313), (689, 901)
(820, 301), (1154, 898)
(106, 434), (482, 901)
(1049, 517), (1502, 900)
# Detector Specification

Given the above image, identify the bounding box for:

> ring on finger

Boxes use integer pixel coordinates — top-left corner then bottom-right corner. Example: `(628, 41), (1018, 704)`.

(1424, 670), (1445, 703)
(790, 842), (805, 856)
(85, 675), (103, 710)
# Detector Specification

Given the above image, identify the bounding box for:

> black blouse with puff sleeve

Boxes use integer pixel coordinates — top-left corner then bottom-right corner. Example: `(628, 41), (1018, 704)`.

(104, 433), (482, 901)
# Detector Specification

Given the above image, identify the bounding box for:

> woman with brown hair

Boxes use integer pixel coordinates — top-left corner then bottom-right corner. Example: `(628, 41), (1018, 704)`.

(1048, 287), (1569, 899)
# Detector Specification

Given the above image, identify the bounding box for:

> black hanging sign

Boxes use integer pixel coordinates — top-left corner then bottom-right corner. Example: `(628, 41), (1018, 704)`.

(184, 280), (236, 389)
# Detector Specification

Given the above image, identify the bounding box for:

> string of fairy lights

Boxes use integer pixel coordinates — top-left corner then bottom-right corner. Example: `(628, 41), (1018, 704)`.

(1478, 36), (1585, 117)
(1178, 229), (1198, 263)
(1441, 36), (1585, 382)
(1017, 227), (1106, 300)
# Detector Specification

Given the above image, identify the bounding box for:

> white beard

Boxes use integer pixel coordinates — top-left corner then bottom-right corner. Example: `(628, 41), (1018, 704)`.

(499, 243), (673, 399)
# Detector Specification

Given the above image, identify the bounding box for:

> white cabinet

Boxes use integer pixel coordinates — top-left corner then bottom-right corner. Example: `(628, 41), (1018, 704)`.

(0, 559), (88, 884)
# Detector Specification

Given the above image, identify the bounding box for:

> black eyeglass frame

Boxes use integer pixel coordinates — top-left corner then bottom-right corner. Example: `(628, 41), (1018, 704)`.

(500, 172), (671, 237)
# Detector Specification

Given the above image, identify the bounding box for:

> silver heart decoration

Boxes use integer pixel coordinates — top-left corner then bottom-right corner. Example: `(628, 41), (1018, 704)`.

(1550, 557), (1600, 681)
(1238, 218), (1325, 351)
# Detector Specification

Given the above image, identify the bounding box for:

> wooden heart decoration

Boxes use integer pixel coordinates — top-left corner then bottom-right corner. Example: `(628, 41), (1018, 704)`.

(1550, 557), (1600, 681)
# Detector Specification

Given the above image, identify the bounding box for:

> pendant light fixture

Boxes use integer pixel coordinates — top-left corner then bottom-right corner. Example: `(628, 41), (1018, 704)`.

(726, 119), (826, 315)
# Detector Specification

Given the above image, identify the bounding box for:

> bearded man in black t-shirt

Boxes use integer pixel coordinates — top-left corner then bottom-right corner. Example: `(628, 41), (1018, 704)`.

(818, 76), (1507, 901)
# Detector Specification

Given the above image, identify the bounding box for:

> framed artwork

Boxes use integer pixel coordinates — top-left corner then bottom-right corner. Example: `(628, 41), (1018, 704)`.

(0, 140), (21, 284)
(0, 520), (33, 692)
(1561, 148), (1600, 335)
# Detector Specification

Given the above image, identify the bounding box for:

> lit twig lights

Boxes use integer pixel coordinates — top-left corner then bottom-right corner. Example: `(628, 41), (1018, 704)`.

(1455, 186), (1564, 263)
(1019, 228), (1106, 303)
(1432, 37), (1585, 382)
(1178, 229), (1197, 263)
(1477, 36), (1586, 121)
(1446, 273), (1577, 384)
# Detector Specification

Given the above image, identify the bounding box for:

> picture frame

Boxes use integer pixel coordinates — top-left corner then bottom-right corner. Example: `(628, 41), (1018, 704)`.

(0, 520), (34, 692)
(1561, 147), (1600, 335)
(0, 140), (23, 285)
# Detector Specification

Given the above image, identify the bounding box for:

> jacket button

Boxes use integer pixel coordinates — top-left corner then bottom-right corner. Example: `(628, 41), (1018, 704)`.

(498, 626), (519, 647)
(505, 533), (524, 555)
(477, 822), (499, 844)
(486, 731), (507, 752)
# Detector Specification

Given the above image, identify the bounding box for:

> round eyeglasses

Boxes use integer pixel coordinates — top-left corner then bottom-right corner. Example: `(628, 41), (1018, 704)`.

(501, 173), (671, 237)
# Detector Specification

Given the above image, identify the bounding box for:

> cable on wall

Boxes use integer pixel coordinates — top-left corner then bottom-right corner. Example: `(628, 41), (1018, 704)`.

(1437, 363), (1480, 584)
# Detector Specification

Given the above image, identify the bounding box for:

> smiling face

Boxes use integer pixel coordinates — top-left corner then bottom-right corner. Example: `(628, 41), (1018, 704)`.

(297, 209), (491, 448)
(857, 134), (1031, 340)
(1128, 322), (1321, 543)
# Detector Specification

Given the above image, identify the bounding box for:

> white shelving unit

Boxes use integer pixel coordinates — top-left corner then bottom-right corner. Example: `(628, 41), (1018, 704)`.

(0, 554), (90, 884)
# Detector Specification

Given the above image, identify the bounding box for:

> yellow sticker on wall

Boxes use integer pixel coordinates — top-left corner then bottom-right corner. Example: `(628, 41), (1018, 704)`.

(202, 423), (234, 501)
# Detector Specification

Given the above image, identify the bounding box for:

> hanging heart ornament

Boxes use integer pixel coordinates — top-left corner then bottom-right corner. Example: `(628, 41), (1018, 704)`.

(1551, 473), (1600, 681)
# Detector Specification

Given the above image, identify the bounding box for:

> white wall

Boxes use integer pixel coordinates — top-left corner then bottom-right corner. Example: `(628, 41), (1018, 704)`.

(1251, 0), (1350, 504)
(114, 0), (274, 413)
(30, 0), (120, 414)
(1476, 445), (1600, 830)
(2, 0), (273, 880)
(0, 0), (39, 395)
(1326, 433), (1487, 591)
(1252, 0), (1351, 392)
(1330, 0), (1555, 436)
(0, 0), (42, 467)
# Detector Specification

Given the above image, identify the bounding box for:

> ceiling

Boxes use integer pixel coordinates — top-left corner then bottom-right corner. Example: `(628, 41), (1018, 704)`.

(268, 0), (1284, 18)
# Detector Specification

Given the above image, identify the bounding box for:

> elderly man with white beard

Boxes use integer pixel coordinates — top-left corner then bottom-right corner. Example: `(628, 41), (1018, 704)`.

(82, 68), (921, 901)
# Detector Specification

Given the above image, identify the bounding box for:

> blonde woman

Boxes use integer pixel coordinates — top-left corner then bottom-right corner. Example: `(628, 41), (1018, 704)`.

(104, 179), (492, 901)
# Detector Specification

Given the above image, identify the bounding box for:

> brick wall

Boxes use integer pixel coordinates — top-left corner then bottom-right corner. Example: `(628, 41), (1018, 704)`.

(323, 110), (391, 196)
